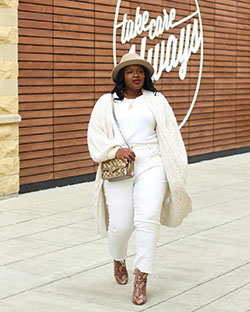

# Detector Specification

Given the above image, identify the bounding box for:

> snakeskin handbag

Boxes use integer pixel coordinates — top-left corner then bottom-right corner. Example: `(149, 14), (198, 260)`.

(101, 96), (134, 182)
(102, 158), (134, 181)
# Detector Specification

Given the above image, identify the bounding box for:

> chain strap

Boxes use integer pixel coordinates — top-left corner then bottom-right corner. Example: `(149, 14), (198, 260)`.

(111, 94), (131, 150)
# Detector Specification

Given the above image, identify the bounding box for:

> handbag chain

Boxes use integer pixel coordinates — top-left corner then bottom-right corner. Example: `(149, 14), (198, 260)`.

(111, 95), (132, 151)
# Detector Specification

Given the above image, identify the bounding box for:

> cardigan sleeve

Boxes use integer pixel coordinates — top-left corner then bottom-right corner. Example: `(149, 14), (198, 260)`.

(87, 94), (121, 163)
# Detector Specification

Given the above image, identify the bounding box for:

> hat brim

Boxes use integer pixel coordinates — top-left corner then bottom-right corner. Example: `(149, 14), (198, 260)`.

(112, 59), (154, 83)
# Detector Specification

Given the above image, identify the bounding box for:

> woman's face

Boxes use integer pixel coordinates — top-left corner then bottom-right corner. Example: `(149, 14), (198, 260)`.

(124, 65), (145, 92)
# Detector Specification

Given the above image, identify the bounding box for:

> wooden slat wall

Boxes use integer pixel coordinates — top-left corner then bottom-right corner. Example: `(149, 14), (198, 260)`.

(18, 0), (250, 187)
(235, 1), (250, 150)
(53, 0), (95, 180)
(19, 0), (54, 185)
(19, 0), (96, 185)
(188, 0), (250, 156)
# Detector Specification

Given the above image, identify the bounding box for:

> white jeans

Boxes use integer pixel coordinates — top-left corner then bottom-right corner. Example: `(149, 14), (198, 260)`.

(103, 143), (167, 273)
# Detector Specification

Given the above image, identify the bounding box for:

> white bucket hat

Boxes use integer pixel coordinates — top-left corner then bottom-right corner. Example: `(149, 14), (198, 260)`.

(112, 53), (154, 83)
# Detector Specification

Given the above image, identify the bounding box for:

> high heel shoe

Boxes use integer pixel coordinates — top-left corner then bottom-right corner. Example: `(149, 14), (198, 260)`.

(132, 268), (148, 305)
(113, 259), (128, 285)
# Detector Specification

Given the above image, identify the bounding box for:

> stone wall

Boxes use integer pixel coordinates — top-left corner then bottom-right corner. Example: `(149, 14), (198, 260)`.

(0, 0), (21, 199)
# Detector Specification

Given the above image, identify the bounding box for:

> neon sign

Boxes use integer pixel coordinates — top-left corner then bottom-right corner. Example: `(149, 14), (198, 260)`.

(113, 0), (204, 128)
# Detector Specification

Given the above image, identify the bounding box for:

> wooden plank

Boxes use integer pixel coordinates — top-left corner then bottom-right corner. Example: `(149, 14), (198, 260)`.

(54, 167), (95, 180)
(20, 157), (53, 169)
(20, 173), (54, 185)
(54, 152), (91, 164)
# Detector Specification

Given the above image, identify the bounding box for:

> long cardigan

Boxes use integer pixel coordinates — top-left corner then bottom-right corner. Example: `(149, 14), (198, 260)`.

(87, 89), (192, 236)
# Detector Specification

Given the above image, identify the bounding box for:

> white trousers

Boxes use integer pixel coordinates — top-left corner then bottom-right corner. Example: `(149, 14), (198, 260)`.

(103, 143), (167, 273)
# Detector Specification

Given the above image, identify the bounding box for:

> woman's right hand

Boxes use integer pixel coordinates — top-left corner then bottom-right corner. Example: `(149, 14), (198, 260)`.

(115, 148), (136, 163)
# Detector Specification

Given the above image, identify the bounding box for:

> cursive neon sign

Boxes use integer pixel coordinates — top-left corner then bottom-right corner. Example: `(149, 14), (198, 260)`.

(113, 0), (204, 128)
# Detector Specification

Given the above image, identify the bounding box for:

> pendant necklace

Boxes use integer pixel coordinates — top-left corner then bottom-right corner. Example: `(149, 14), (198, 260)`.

(124, 91), (142, 110)
(127, 98), (136, 110)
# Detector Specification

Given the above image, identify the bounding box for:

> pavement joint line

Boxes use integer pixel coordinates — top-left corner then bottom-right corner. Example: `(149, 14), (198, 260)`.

(0, 259), (113, 301)
(157, 213), (250, 248)
(140, 261), (250, 312)
(0, 217), (94, 243)
(0, 217), (36, 228)
(0, 235), (104, 268)
(191, 280), (250, 312)
(0, 205), (90, 229)
(1, 213), (249, 269)
(189, 180), (250, 195)
(0, 215), (93, 230)
(0, 203), (91, 215)
(191, 194), (250, 211)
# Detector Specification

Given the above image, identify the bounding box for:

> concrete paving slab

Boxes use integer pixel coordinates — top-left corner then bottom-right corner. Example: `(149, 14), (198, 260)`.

(187, 153), (250, 195)
(0, 220), (68, 243)
(29, 219), (97, 245)
(28, 262), (154, 312)
(0, 236), (68, 266)
(24, 206), (93, 227)
(188, 169), (248, 188)
(0, 209), (94, 243)
(0, 291), (132, 312)
(142, 301), (195, 312)
(191, 187), (250, 210)
(0, 210), (36, 227)
(0, 205), (92, 230)
(193, 214), (250, 250)
(228, 180), (250, 193)
(158, 196), (250, 246)
(186, 201), (250, 231)
(157, 222), (250, 277)
(186, 285), (250, 312)
(0, 269), (53, 300)
(0, 182), (94, 212)
(162, 263), (250, 311)
(2, 239), (111, 284)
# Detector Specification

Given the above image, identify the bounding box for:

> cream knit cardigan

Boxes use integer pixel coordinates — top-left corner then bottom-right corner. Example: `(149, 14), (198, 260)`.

(87, 89), (192, 236)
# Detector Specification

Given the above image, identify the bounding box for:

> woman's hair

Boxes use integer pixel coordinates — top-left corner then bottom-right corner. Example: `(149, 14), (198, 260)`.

(111, 66), (157, 100)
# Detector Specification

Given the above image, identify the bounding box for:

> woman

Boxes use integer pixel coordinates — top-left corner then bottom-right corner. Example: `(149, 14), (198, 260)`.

(87, 53), (192, 305)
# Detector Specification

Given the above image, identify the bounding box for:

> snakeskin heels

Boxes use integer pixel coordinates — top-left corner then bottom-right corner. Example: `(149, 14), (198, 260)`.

(132, 268), (148, 305)
(113, 259), (128, 285)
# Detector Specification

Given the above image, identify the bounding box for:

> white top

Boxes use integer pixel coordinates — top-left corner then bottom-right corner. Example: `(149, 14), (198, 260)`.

(112, 94), (158, 147)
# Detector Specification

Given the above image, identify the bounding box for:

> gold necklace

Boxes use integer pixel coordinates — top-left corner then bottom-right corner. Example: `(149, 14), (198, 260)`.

(124, 91), (142, 109)
(127, 98), (137, 110)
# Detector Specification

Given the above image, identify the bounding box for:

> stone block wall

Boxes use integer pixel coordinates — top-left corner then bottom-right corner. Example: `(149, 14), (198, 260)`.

(0, 0), (21, 199)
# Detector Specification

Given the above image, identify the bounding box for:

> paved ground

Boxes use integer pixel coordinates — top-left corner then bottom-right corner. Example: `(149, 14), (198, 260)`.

(0, 152), (250, 312)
